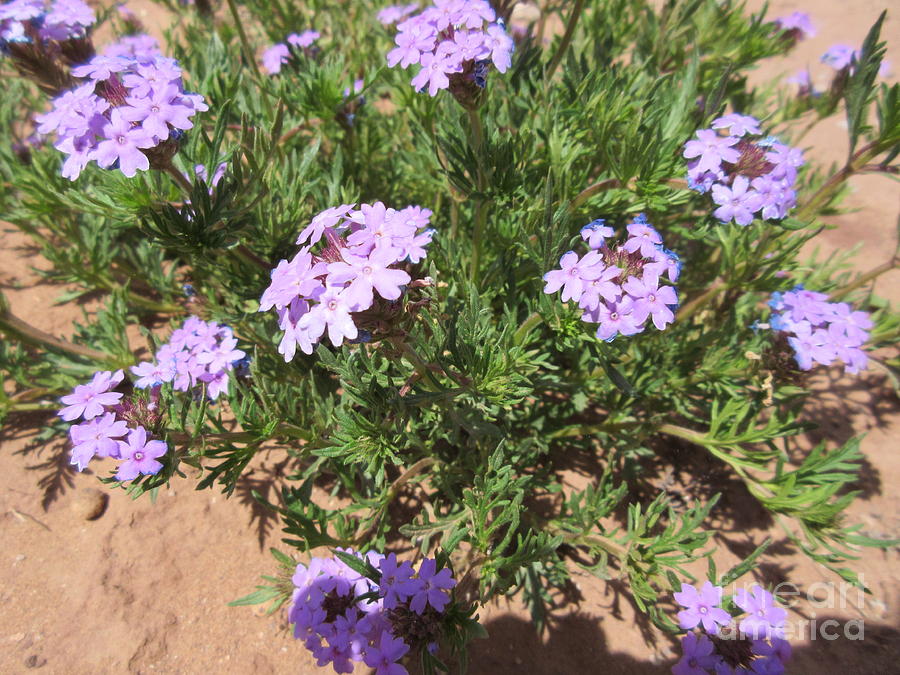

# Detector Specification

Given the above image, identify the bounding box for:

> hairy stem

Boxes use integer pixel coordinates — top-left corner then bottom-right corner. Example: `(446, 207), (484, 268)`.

(513, 311), (544, 345)
(545, 0), (587, 83)
(795, 142), (882, 220)
(467, 107), (490, 282)
(0, 302), (110, 363)
(830, 255), (899, 300)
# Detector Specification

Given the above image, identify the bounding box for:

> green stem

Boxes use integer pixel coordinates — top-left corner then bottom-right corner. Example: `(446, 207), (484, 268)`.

(677, 278), (726, 322)
(569, 178), (622, 210)
(830, 255), (899, 300)
(513, 311), (543, 345)
(795, 142), (881, 221)
(548, 420), (644, 439)
(544, 0), (587, 83)
(467, 107), (490, 282)
(225, 0), (264, 81)
(0, 304), (110, 363)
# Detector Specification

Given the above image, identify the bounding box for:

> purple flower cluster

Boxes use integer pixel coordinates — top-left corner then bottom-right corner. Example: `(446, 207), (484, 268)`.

(386, 0), (514, 96)
(684, 114), (804, 226)
(767, 286), (870, 374)
(773, 11), (815, 41)
(34, 36), (207, 179)
(261, 29), (320, 75)
(288, 551), (456, 675)
(0, 0), (94, 46)
(543, 215), (680, 342)
(59, 369), (168, 481)
(378, 3), (419, 26)
(821, 43), (892, 77)
(673, 582), (790, 675)
(260, 201), (435, 361)
(131, 316), (246, 400)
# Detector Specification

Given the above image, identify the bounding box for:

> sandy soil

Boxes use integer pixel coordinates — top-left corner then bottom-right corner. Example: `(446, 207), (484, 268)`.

(1, 1), (898, 673)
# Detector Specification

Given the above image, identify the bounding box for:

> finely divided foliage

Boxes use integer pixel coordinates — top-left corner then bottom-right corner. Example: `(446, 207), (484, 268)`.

(0, 1), (898, 673)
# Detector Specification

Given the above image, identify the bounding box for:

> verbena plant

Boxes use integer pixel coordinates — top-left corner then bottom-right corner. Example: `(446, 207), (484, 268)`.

(1, 1), (898, 672)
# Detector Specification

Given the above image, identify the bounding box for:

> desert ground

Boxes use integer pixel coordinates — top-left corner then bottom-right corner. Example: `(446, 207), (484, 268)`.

(1, 1), (898, 673)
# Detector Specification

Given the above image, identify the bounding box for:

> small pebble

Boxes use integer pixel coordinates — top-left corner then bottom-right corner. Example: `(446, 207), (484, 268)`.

(71, 488), (108, 521)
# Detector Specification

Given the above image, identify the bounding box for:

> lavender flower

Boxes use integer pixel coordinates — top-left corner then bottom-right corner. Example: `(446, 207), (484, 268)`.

(673, 581), (732, 634)
(131, 317), (245, 400)
(35, 41), (207, 180)
(544, 215), (680, 343)
(261, 30), (320, 75)
(261, 201), (435, 361)
(58, 369), (124, 421)
(774, 12), (815, 41)
(734, 585), (787, 639)
(685, 115), (803, 226)
(115, 426), (168, 481)
(670, 585), (793, 675)
(288, 551), (456, 674)
(386, 0), (513, 98)
(69, 412), (129, 471)
(671, 632), (719, 675)
(378, 3), (419, 26)
(767, 286), (870, 374)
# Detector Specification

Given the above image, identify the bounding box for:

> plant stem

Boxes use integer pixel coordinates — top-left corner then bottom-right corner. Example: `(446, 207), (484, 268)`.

(830, 255), (899, 300)
(795, 142), (881, 220)
(677, 278), (726, 322)
(0, 304), (110, 363)
(569, 178), (623, 210)
(162, 162), (193, 194)
(544, 0), (587, 83)
(225, 0), (264, 81)
(513, 311), (543, 345)
(467, 107), (490, 283)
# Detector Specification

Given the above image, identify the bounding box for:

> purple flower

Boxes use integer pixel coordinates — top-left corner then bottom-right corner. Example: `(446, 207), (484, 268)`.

(775, 12), (816, 40)
(580, 219), (615, 249)
(377, 553), (418, 609)
(327, 246), (411, 310)
(623, 275), (678, 330)
(411, 51), (458, 96)
(591, 298), (643, 342)
(40, 0), (95, 40)
(287, 30), (319, 48)
(484, 24), (514, 73)
(378, 3), (419, 26)
(822, 44), (857, 71)
(261, 43), (289, 75)
(298, 287), (359, 347)
(542, 250), (606, 303)
(711, 176), (762, 226)
(683, 129), (740, 174)
(712, 113), (761, 137)
(623, 220), (663, 257)
(71, 55), (131, 81)
(387, 20), (437, 68)
(673, 581), (732, 634)
(131, 360), (175, 389)
(363, 632), (409, 675)
(734, 585), (786, 639)
(764, 143), (804, 183)
(58, 370), (125, 421)
(93, 108), (156, 177)
(115, 426), (168, 481)
(69, 413), (129, 471)
(121, 84), (196, 140)
(296, 203), (356, 245)
(672, 632), (720, 675)
(409, 558), (455, 614)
